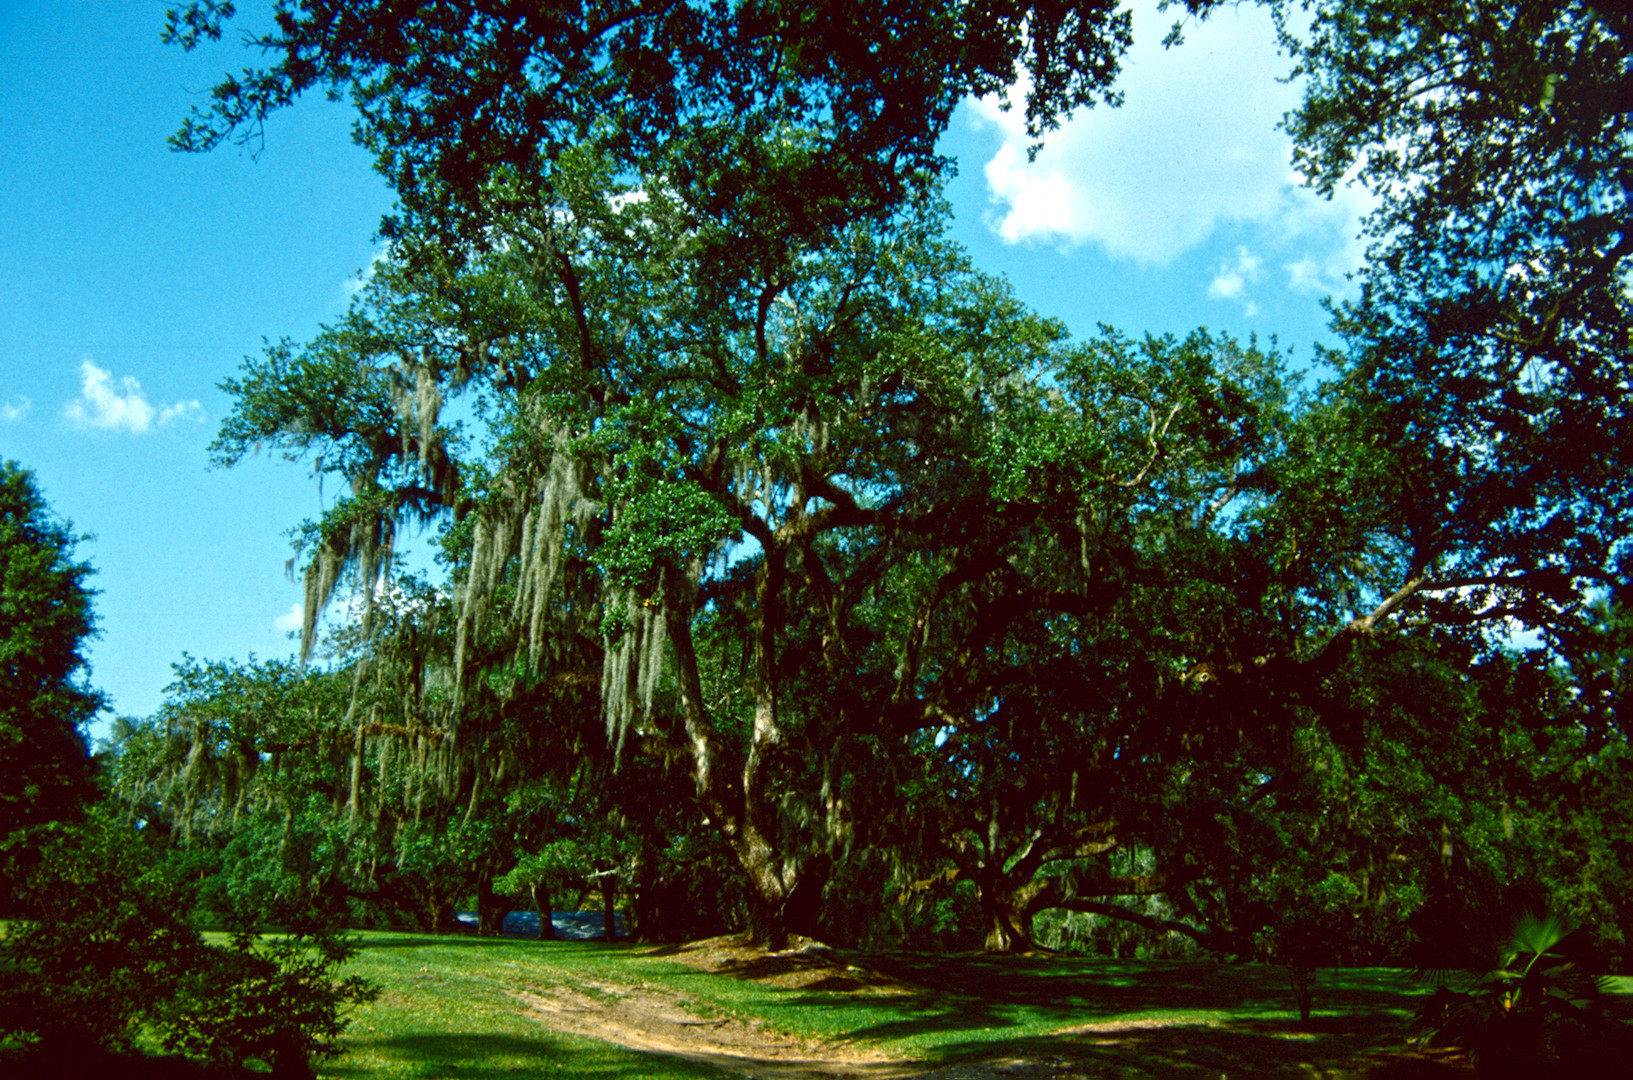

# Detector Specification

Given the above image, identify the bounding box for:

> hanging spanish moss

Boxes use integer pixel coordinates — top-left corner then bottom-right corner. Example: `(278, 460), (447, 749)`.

(295, 352), (457, 662)
(600, 589), (668, 761)
(453, 417), (601, 694)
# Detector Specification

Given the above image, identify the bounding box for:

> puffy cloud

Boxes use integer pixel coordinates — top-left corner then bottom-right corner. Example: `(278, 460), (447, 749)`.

(159, 400), (206, 426)
(63, 360), (203, 433)
(1, 397), (30, 422)
(973, 0), (1369, 280)
(274, 602), (305, 633)
(1209, 246), (1264, 315)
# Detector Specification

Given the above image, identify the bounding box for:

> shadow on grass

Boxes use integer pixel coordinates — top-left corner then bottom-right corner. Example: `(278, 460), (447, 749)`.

(345, 935), (1446, 1076)
(328, 1032), (733, 1079)
(964, 1015), (1464, 1078)
(867, 952), (1415, 1013)
(724, 954), (1432, 1074)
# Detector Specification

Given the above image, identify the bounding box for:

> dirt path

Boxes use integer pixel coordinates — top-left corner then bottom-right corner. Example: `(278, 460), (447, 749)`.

(510, 940), (1074, 1079)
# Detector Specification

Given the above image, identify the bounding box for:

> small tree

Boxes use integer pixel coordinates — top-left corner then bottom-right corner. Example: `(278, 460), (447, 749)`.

(0, 811), (198, 1056)
(1, 811), (378, 1077)
(498, 839), (586, 941)
(1251, 871), (1364, 1024)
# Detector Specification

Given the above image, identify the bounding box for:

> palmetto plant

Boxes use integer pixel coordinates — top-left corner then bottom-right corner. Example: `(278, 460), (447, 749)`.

(1415, 910), (1630, 1075)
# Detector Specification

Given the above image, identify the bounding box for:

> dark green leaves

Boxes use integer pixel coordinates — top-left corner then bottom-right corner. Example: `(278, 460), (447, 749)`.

(0, 462), (100, 852)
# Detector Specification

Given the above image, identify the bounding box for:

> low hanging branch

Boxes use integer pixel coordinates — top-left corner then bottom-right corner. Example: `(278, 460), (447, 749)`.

(1054, 899), (1214, 944)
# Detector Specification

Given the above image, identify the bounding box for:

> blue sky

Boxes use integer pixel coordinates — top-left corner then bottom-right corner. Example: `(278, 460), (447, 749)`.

(0, 1), (1365, 733)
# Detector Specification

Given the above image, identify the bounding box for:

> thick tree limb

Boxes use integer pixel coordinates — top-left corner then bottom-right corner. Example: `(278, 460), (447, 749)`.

(1054, 899), (1214, 943)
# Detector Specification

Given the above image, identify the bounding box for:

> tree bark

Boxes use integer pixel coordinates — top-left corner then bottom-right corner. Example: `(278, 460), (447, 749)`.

(667, 590), (814, 950)
(979, 881), (1038, 952)
(596, 871), (618, 942)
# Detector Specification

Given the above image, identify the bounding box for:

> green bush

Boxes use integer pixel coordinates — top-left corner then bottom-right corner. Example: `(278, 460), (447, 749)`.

(157, 932), (379, 1080)
(0, 813), (199, 1053)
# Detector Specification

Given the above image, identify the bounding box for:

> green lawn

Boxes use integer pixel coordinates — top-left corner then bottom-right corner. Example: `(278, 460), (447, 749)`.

(322, 932), (1443, 1078)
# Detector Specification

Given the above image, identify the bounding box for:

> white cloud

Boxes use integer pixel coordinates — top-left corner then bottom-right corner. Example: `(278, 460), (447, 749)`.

(1209, 246), (1264, 315)
(275, 602), (305, 632)
(973, 0), (1370, 279)
(1208, 246), (1262, 299)
(1273, 169), (1375, 294)
(63, 360), (204, 433)
(159, 400), (206, 426)
(1, 396), (30, 422)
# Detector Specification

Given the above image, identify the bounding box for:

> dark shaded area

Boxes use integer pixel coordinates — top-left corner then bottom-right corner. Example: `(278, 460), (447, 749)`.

(0, 1043), (260, 1079)
(852, 953), (1417, 1024)
(340, 935), (1495, 1075)
(697, 949), (1445, 1075)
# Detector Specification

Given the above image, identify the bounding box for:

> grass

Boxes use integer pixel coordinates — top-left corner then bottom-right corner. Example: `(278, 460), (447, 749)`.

(317, 931), (1450, 1078)
(324, 936), (731, 1079)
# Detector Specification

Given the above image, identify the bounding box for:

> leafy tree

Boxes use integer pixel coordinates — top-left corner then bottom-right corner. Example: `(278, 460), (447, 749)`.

(884, 327), (1298, 951)
(0, 811), (199, 1056)
(157, 931), (378, 1080)
(0, 810), (376, 1080)
(203, 179), (1098, 946)
(0, 461), (101, 901)
(0, 474), (379, 1077)
(166, 0), (1633, 958)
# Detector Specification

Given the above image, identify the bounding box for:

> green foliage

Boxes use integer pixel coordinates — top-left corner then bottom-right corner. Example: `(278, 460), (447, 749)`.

(0, 811), (377, 1078)
(0, 461), (100, 869)
(198, 809), (355, 935)
(1276, 0), (1633, 649)
(165, 1), (1135, 256)
(161, 0), (1633, 963)
(0, 811), (200, 1052)
(496, 837), (588, 895)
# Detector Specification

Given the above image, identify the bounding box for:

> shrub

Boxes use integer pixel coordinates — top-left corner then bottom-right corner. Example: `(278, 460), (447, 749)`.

(0, 812), (199, 1053)
(1414, 910), (1633, 1076)
(157, 932), (379, 1080)
(0, 813), (377, 1078)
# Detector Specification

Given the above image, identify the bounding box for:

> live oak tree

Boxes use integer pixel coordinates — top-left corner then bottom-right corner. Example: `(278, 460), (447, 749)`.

(166, 0), (1633, 957)
(883, 328), (1299, 951)
(1227, 0), (1633, 968)
(206, 181), (1094, 944)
